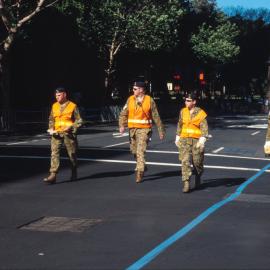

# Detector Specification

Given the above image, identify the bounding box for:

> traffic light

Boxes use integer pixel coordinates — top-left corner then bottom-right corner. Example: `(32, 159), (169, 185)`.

(199, 72), (204, 81)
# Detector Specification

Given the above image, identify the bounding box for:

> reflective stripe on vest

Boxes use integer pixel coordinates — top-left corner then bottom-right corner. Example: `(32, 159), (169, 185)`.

(128, 95), (152, 128)
(180, 107), (207, 139)
(53, 101), (76, 132)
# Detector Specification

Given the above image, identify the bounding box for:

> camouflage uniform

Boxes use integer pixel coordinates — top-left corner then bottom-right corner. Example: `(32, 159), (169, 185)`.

(119, 96), (165, 172)
(48, 101), (83, 173)
(266, 112), (270, 141)
(176, 107), (208, 182)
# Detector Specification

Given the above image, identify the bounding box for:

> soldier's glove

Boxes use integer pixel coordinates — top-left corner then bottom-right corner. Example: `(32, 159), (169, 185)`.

(175, 135), (180, 147)
(47, 129), (57, 136)
(264, 141), (270, 156)
(196, 136), (207, 150)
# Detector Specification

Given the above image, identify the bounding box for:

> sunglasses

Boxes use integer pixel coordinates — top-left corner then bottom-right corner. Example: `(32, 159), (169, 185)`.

(133, 87), (140, 91)
(185, 99), (193, 102)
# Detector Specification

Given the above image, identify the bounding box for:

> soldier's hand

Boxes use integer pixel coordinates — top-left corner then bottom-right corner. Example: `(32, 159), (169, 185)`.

(175, 135), (180, 147)
(119, 126), (125, 134)
(159, 134), (164, 140)
(47, 129), (55, 135)
(196, 136), (206, 149)
(264, 141), (270, 155)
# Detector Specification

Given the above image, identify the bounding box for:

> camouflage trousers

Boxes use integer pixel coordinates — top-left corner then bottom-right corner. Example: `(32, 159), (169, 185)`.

(129, 128), (151, 172)
(177, 137), (204, 182)
(49, 133), (78, 173)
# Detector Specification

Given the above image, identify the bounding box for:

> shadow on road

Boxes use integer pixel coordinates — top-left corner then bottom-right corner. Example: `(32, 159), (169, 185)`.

(198, 177), (246, 190)
(54, 170), (135, 184)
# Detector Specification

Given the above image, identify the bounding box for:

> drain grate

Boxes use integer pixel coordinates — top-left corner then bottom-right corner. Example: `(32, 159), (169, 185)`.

(18, 216), (103, 233)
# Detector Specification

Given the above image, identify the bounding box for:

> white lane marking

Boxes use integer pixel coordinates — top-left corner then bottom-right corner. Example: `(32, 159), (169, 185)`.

(6, 139), (47, 145)
(0, 155), (270, 173)
(251, 131), (260, 136)
(112, 132), (129, 138)
(212, 147), (224, 153)
(6, 141), (28, 145)
(227, 124), (267, 129)
(76, 147), (270, 161)
(102, 141), (129, 148)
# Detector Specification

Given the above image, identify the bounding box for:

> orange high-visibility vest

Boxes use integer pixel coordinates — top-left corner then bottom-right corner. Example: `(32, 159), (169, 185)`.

(180, 107), (207, 138)
(128, 95), (152, 128)
(52, 101), (76, 132)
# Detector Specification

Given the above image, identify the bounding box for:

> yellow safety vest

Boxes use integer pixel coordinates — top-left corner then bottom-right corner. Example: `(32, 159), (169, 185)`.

(52, 101), (76, 132)
(180, 107), (207, 139)
(128, 95), (152, 128)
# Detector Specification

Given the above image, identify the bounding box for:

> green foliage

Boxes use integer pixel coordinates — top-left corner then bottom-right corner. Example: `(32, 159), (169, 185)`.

(190, 15), (240, 64)
(58, 0), (183, 55)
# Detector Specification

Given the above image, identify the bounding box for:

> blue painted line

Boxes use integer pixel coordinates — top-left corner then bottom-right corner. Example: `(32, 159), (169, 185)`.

(126, 162), (270, 270)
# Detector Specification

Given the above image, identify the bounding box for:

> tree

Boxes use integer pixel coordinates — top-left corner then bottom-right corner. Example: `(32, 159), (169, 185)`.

(0, 0), (61, 130)
(59, 0), (184, 98)
(190, 15), (240, 64)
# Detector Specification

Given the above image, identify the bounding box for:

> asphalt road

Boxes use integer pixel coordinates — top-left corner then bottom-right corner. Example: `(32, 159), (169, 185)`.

(0, 114), (270, 270)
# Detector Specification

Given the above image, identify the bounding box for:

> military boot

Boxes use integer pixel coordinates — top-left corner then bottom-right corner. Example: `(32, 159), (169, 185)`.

(136, 171), (144, 183)
(195, 174), (201, 189)
(43, 173), (56, 184)
(182, 181), (190, 193)
(70, 168), (77, 181)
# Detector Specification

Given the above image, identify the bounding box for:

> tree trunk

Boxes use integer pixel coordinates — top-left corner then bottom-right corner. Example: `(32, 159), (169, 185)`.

(0, 50), (12, 131)
(104, 47), (115, 102)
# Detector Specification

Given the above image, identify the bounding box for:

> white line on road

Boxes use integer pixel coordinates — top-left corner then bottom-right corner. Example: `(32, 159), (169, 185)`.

(112, 132), (129, 137)
(251, 131), (261, 136)
(76, 147), (270, 161)
(6, 141), (28, 145)
(212, 147), (224, 153)
(102, 141), (129, 148)
(0, 155), (270, 173)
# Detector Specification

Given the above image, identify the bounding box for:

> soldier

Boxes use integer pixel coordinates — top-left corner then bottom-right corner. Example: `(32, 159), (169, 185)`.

(264, 111), (270, 157)
(175, 92), (208, 193)
(119, 81), (165, 183)
(44, 87), (83, 184)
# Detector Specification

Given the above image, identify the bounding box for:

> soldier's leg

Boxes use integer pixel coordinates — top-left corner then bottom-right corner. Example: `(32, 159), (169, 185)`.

(179, 139), (192, 192)
(50, 135), (63, 173)
(64, 134), (78, 180)
(129, 129), (138, 170)
(192, 140), (204, 188)
(44, 135), (62, 183)
(135, 129), (150, 182)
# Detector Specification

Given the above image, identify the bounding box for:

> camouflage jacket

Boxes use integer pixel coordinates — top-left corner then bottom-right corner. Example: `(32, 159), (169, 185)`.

(119, 95), (165, 136)
(49, 100), (83, 132)
(266, 112), (270, 141)
(176, 106), (208, 137)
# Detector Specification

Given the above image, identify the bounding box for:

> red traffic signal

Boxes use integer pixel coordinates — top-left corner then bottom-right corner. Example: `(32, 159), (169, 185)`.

(199, 72), (204, 81)
(173, 74), (181, 80)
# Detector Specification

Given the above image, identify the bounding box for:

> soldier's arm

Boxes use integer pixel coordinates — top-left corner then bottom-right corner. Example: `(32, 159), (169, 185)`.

(200, 118), (208, 137)
(176, 109), (183, 135)
(119, 99), (129, 128)
(72, 106), (83, 130)
(48, 109), (54, 130)
(150, 98), (165, 136)
(266, 115), (270, 141)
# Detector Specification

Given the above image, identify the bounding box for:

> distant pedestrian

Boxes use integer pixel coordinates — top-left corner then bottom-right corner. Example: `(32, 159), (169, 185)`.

(264, 110), (270, 157)
(119, 81), (165, 183)
(44, 87), (83, 184)
(175, 92), (208, 193)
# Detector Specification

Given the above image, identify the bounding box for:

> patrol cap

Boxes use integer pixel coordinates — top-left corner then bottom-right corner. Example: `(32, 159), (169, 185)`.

(185, 92), (197, 100)
(55, 87), (67, 93)
(133, 81), (146, 88)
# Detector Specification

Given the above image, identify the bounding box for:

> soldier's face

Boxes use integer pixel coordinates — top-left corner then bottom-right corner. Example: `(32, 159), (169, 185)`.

(55, 92), (67, 104)
(133, 87), (144, 97)
(185, 98), (196, 109)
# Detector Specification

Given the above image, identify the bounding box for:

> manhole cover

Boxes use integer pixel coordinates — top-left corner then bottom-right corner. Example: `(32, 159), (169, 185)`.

(18, 216), (103, 233)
